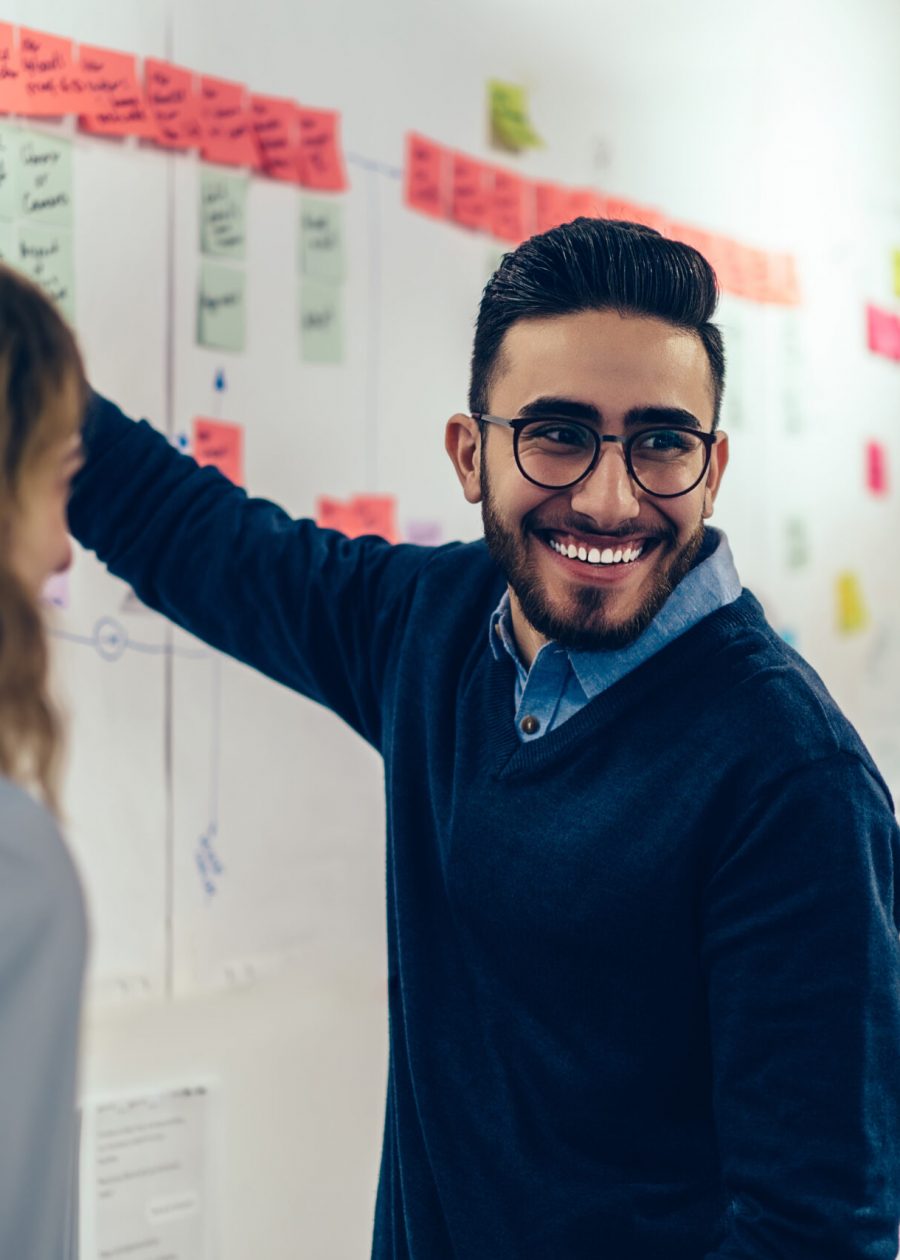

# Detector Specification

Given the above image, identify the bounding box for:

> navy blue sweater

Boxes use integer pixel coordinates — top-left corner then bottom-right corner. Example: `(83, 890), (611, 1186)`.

(69, 395), (900, 1259)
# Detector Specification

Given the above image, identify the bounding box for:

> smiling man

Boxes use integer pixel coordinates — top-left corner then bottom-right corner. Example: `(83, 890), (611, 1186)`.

(69, 218), (900, 1259)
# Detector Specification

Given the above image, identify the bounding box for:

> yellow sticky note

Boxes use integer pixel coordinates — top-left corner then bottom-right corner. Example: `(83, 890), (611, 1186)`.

(835, 572), (869, 635)
(893, 248), (900, 299)
(488, 80), (543, 153)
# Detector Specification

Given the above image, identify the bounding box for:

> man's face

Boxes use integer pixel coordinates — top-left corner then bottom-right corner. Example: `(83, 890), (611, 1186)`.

(447, 310), (729, 661)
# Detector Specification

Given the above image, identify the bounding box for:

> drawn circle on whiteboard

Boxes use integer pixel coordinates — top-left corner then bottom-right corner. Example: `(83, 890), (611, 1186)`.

(93, 616), (129, 662)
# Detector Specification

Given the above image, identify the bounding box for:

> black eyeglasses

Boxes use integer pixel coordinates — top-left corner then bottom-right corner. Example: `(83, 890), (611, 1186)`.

(474, 414), (720, 499)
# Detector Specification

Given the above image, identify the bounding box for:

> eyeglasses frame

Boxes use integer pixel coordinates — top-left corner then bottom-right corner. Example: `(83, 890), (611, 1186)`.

(473, 413), (722, 499)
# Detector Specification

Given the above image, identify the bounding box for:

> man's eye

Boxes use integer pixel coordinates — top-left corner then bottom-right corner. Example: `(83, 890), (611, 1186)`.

(528, 424), (592, 447)
(635, 429), (692, 452)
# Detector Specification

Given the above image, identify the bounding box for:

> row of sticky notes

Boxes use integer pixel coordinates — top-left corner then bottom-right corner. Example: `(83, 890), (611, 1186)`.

(404, 133), (801, 307)
(0, 24), (346, 188)
(867, 304), (900, 362)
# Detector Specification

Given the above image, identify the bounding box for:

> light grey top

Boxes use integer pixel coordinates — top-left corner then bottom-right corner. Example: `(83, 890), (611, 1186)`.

(0, 776), (87, 1259)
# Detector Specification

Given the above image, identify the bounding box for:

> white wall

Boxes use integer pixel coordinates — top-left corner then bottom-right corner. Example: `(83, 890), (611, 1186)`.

(4, 0), (899, 1255)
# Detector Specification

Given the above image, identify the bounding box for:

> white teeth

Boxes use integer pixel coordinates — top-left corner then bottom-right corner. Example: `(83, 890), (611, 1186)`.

(548, 537), (645, 565)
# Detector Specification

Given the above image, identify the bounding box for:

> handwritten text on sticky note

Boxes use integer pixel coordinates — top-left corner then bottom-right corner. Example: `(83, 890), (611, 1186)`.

(192, 417), (244, 486)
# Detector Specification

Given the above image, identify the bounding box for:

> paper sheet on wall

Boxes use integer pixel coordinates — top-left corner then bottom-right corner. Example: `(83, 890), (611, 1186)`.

(80, 1085), (215, 1260)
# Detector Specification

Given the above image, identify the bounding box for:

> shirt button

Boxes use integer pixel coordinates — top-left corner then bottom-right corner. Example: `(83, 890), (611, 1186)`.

(520, 715), (540, 735)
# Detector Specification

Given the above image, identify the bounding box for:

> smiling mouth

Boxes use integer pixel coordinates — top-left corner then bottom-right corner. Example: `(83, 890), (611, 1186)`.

(540, 529), (660, 568)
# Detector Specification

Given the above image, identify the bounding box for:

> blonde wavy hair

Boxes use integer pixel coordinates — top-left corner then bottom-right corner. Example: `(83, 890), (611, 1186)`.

(0, 265), (86, 814)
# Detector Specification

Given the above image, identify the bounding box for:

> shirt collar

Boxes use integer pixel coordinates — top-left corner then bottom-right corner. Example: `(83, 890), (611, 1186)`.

(488, 527), (742, 696)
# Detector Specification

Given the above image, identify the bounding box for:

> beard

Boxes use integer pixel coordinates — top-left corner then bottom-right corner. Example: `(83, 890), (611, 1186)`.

(480, 463), (706, 651)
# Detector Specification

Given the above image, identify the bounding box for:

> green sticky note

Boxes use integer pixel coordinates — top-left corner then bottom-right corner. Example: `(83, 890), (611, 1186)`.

(488, 80), (543, 153)
(785, 517), (810, 570)
(18, 129), (73, 227)
(16, 221), (76, 324)
(300, 198), (345, 281)
(0, 219), (15, 265)
(300, 277), (343, 363)
(197, 261), (246, 352)
(0, 123), (20, 221)
(199, 167), (248, 260)
(893, 248), (900, 300)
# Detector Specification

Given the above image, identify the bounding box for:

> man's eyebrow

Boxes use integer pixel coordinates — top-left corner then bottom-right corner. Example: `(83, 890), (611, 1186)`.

(515, 398), (703, 431)
(623, 406), (702, 430)
(516, 397), (601, 421)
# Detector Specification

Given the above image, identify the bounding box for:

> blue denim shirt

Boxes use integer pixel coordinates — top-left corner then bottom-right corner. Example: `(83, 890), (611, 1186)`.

(490, 527), (742, 741)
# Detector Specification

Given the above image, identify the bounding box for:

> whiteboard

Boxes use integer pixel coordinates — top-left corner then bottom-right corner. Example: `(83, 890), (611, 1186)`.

(5, 0), (898, 1005)
(1, 1), (898, 1253)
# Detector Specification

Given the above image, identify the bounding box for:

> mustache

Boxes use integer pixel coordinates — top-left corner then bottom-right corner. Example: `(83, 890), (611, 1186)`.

(525, 513), (674, 544)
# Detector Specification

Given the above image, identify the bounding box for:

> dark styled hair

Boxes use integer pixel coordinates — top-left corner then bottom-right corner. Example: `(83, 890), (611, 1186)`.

(469, 218), (725, 426)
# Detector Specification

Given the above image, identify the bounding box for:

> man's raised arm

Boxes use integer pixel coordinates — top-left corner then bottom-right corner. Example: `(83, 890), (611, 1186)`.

(68, 393), (431, 746)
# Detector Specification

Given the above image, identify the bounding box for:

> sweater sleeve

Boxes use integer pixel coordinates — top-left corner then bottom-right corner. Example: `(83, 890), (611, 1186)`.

(700, 752), (900, 1260)
(67, 393), (432, 748)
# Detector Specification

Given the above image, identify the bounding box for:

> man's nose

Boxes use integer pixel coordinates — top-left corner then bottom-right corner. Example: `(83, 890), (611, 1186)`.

(568, 443), (641, 521)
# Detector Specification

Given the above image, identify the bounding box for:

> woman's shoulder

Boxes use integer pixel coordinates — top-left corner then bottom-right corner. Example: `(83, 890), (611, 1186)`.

(0, 776), (85, 934)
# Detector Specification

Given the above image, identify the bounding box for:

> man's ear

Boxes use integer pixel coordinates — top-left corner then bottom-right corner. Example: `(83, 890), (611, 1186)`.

(445, 413), (483, 505)
(702, 431), (729, 518)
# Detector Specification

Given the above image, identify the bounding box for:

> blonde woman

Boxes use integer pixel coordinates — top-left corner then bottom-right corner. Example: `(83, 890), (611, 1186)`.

(0, 264), (87, 1258)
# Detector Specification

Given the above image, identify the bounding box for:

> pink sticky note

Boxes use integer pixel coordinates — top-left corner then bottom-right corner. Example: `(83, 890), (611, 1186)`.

(867, 305), (900, 361)
(78, 46), (159, 139)
(668, 221), (716, 262)
(0, 24), (24, 113)
(706, 235), (746, 296)
(18, 28), (84, 116)
(564, 188), (607, 221)
(315, 494), (398, 543)
(192, 417), (244, 486)
(348, 494), (398, 543)
(450, 154), (491, 232)
(491, 169), (533, 243)
(866, 441), (889, 495)
(765, 252), (801, 306)
(405, 133), (448, 219)
(144, 59), (200, 150)
(297, 107), (346, 191)
(603, 196), (653, 226)
(251, 94), (299, 182)
(199, 76), (259, 168)
(534, 182), (568, 233)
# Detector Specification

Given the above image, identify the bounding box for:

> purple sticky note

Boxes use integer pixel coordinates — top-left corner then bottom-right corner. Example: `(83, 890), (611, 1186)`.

(405, 519), (444, 547)
(41, 571), (70, 609)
